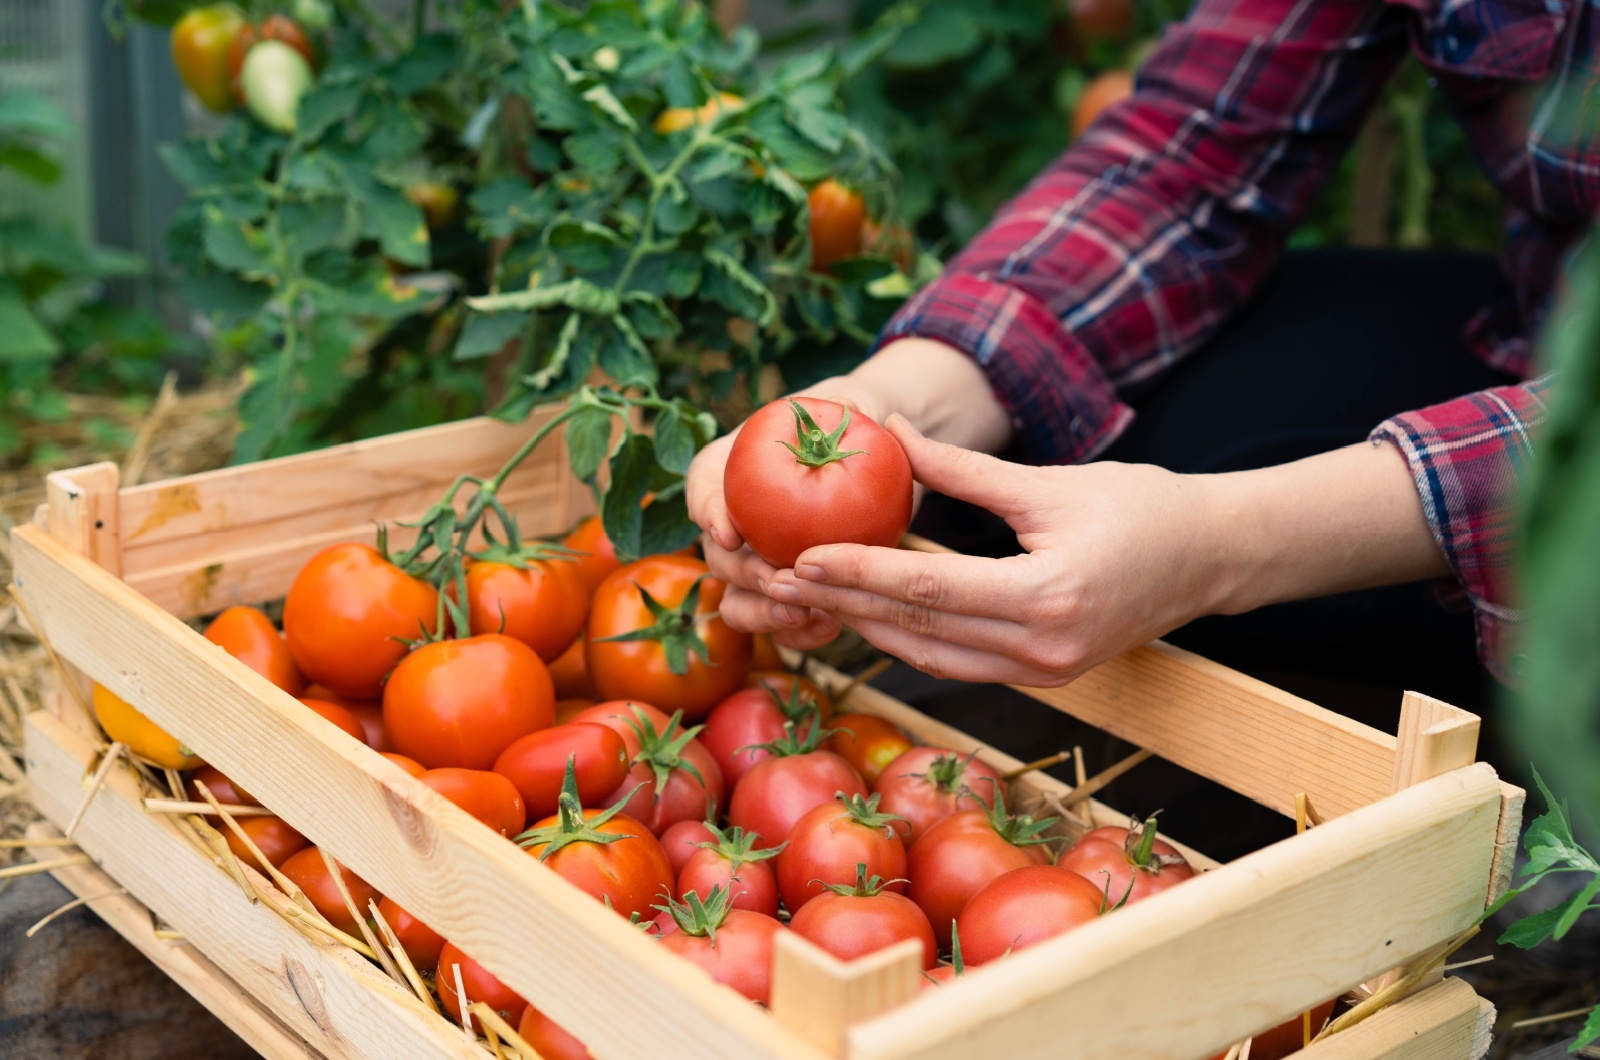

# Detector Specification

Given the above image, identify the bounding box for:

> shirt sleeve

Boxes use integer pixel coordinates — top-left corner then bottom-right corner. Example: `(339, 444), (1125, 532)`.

(1369, 377), (1553, 682)
(880, 0), (1409, 464)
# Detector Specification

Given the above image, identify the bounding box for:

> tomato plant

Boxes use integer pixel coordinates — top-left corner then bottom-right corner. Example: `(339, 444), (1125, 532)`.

(382, 633), (554, 770)
(170, 5), (246, 112)
(873, 747), (1003, 846)
(465, 551), (589, 663)
(788, 864), (936, 969)
(829, 712), (914, 786)
(417, 767), (528, 838)
(956, 864), (1104, 966)
(493, 723), (630, 821)
(701, 679), (828, 789)
(678, 823), (782, 918)
(724, 398), (913, 570)
(654, 886), (785, 1005)
(376, 896), (445, 972)
(437, 941), (529, 1031)
(1056, 816), (1194, 906)
(227, 14), (317, 103)
(776, 793), (907, 913)
(203, 605), (306, 695)
(727, 723), (869, 850)
(279, 847), (382, 937)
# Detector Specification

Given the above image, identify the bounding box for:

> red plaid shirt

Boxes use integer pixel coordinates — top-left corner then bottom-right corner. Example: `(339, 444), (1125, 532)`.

(881, 0), (1598, 679)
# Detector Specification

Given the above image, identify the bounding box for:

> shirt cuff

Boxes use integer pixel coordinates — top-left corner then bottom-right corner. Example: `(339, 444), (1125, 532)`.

(877, 272), (1135, 466)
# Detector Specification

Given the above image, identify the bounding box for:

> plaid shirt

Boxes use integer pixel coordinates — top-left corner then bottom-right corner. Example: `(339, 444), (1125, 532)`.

(881, 0), (1598, 679)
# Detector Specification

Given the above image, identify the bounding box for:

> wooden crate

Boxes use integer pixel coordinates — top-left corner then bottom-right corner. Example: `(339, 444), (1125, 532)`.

(11, 413), (1520, 1060)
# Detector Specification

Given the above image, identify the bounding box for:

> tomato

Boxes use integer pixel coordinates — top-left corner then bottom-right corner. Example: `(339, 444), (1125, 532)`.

(279, 847), (382, 937)
(223, 815), (308, 873)
(493, 723), (629, 821)
(701, 679), (828, 790)
(383, 634), (554, 770)
(548, 634), (597, 701)
(171, 5), (246, 112)
(653, 91), (744, 135)
(1071, 69), (1134, 140)
(656, 888), (785, 1004)
(859, 219), (916, 273)
(587, 556), (751, 721)
(724, 398), (913, 570)
(873, 747), (1003, 846)
(829, 713), (914, 786)
(382, 752), (427, 777)
(626, 710), (725, 835)
(906, 793), (1057, 950)
(660, 818), (716, 878)
(1056, 818), (1195, 907)
(807, 180), (866, 271)
(437, 942), (528, 1031)
(956, 865), (1103, 965)
(554, 697), (597, 723)
(677, 824), (782, 918)
(92, 683), (201, 770)
(189, 765), (258, 807)
(789, 866), (937, 969)
(304, 684), (385, 746)
(283, 543), (438, 699)
(204, 605), (305, 695)
(727, 726), (868, 851)
(298, 697), (368, 743)
(405, 181), (459, 231)
(563, 517), (621, 594)
(226, 14), (315, 103)
(518, 1006), (594, 1060)
(375, 896), (445, 972)
(749, 633), (783, 671)
(465, 556), (588, 663)
(418, 768), (527, 838)
(777, 793), (907, 914)
(1067, 0), (1133, 44)
(745, 672), (835, 718)
(239, 38), (313, 132)
(1203, 1000), (1339, 1060)
(567, 701), (672, 819)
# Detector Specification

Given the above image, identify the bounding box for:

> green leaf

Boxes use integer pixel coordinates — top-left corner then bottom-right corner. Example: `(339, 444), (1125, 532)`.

(0, 144), (60, 185)
(178, 272), (273, 324)
(296, 83), (363, 141)
(454, 311), (528, 361)
(653, 407), (696, 474)
(470, 178), (555, 239)
(0, 93), (71, 139)
(469, 278), (620, 316)
(1499, 904), (1568, 949)
(0, 279), (57, 362)
(524, 312), (597, 397)
(638, 491), (699, 556)
(1553, 875), (1600, 940)
(787, 104), (847, 153)
(564, 131), (623, 176)
(387, 34), (457, 96)
(346, 171), (429, 267)
(602, 433), (654, 561)
(565, 406), (614, 481)
(202, 209), (275, 279)
(745, 105), (833, 182)
(1575, 1003), (1600, 1050)
(624, 292), (681, 340)
(772, 47), (835, 88)
(705, 248), (777, 325)
(548, 217), (627, 271)
(598, 317), (659, 387)
(280, 198), (349, 261)
(581, 84), (638, 131)
(656, 183), (701, 235)
(886, 6), (984, 68)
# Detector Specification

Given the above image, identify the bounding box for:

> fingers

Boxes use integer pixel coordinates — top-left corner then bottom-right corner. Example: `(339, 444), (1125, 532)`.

(844, 617), (1065, 687)
(885, 414), (1030, 516)
(703, 535), (776, 594)
(686, 433), (742, 553)
(718, 584), (842, 648)
(774, 544), (1031, 620)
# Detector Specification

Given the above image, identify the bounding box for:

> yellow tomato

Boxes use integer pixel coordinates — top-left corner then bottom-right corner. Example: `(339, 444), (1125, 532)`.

(653, 91), (744, 134)
(92, 683), (203, 770)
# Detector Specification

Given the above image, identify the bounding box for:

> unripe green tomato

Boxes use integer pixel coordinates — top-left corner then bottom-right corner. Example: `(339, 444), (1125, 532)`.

(290, 0), (333, 33)
(240, 39), (313, 133)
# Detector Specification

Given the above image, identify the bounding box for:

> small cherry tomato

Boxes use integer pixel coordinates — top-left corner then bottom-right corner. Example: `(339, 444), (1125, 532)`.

(776, 793), (907, 914)
(829, 713), (914, 786)
(383, 634), (554, 770)
(789, 865), (936, 969)
(493, 723), (630, 821)
(653, 91), (744, 135)
(437, 942), (528, 1031)
(957, 865), (1103, 965)
(677, 824), (782, 918)
(204, 605), (305, 695)
(279, 847), (381, 937)
(376, 895), (445, 971)
(418, 767), (527, 837)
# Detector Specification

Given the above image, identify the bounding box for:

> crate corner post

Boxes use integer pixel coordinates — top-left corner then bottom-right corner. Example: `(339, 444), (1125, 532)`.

(770, 931), (922, 1057)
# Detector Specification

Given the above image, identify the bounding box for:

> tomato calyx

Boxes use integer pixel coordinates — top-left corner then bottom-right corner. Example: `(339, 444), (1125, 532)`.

(899, 751), (977, 797)
(592, 576), (713, 677)
(627, 708), (708, 792)
(698, 821), (784, 872)
(515, 756), (640, 861)
(654, 884), (736, 942)
(742, 720), (835, 760)
(819, 862), (905, 899)
(780, 399), (865, 469)
(470, 539), (585, 572)
(754, 675), (823, 727)
(924, 921), (967, 984)
(837, 791), (906, 838)
(1095, 869), (1135, 914)
(1122, 814), (1187, 874)
(981, 786), (1061, 850)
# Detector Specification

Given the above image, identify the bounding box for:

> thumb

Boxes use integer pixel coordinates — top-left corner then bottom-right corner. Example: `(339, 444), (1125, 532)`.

(885, 414), (1029, 516)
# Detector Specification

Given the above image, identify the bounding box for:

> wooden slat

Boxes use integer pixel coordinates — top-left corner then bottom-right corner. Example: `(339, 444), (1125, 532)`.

(1488, 781), (1525, 905)
(46, 462), (122, 576)
(1297, 977), (1493, 1060)
(843, 765), (1504, 1060)
(1391, 691), (1480, 792)
(25, 712), (477, 1060)
(11, 524), (824, 1060)
(771, 935), (922, 1055)
(24, 820), (322, 1060)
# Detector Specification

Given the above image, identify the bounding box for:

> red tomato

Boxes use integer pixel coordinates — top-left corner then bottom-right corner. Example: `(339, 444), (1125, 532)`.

(466, 557), (588, 663)
(1203, 999), (1339, 1060)
(283, 543), (438, 699)
(493, 723), (630, 821)
(789, 867), (936, 969)
(376, 896), (445, 971)
(1056, 818), (1195, 907)
(417, 768), (527, 838)
(203, 605), (305, 695)
(437, 942), (528, 1031)
(383, 634), (554, 770)
(957, 865), (1103, 965)
(723, 398), (913, 570)
(223, 815), (308, 873)
(587, 556), (751, 720)
(677, 824), (781, 917)
(567, 701), (673, 820)
(776, 793), (907, 914)
(279, 847), (382, 937)
(298, 697), (368, 743)
(906, 795), (1057, 950)
(728, 726), (868, 851)
(744, 672), (835, 717)
(554, 697), (597, 723)
(547, 635), (597, 700)
(873, 747), (1003, 846)
(829, 713), (914, 786)
(704, 678), (832, 789)
(382, 752), (426, 776)
(189, 764), (258, 807)
(749, 633), (783, 671)
(563, 516), (621, 594)
(1066, 0), (1134, 44)
(656, 887), (785, 1004)
(519, 802), (673, 921)
(659, 818), (716, 878)
(808, 179), (866, 270)
(343, 700), (389, 751)
(518, 1006), (594, 1060)
(625, 710), (725, 835)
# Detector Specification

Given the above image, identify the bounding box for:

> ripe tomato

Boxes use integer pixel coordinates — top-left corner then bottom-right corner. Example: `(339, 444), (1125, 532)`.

(776, 793), (907, 914)
(375, 896), (444, 971)
(660, 818), (716, 878)
(677, 824), (781, 917)
(465, 556), (588, 663)
(1071, 70), (1134, 140)
(1067, 0), (1133, 43)
(171, 5), (246, 112)
(956, 865), (1103, 965)
(283, 543), (438, 699)
(1056, 818), (1195, 907)
(587, 556), (751, 721)
(728, 726), (868, 851)
(279, 847), (382, 937)
(519, 783), (673, 921)
(493, 722), (629, 821)
(700, 680), (827, 790)
(92, 683), (201, 770)
(547, 634), (597, 700)
(746, 671), (835, 718)
(829, 713), (914, 786)
(226, 14), (314, 103)
(418, 768), (527, 838)
(518, 1006), (594, 1060)
(563, 517), (621, 593)
(626, 711), (725, 835)
(808, 180), (865, 270)
(567, 701), (671, 819)
(382, 752), (426, 776)
(653, 91), (744, 135)
(723, 398), (913, 570)
(298, 697), (368, 743)
(906, 794), (1058, 949)
(300, 691), (389, 751)
(656, 889), (784, 1005)
(383, 634), (553, 770)
(189, 764), (258, 806)
(749, 633), (783, 671)
(204, 605), (305, 695)
(789, 866), (936, 969)
(873, 747), (1003, 846)
(1203, 999), (1339, 1060)
(437, 942), (528, 1031)
(223, 815), (308, 873)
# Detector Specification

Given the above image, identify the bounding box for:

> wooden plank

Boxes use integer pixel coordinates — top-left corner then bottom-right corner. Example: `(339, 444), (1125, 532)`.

(25, 711), (479, 1060)
(1391, 692), (1480, 792)
(46, 462), (122, 577)
(770, 935), (922, 1055)
(1296, 977), (1493, 1060)
(23, 819), (322, 1060)
(843, 765), (1504, 1060)
(1488, 781), (1525, 905)
(11, 525), (824, 1060)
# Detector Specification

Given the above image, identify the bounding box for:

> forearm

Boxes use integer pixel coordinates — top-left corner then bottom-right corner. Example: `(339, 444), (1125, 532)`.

(845, 338), (1013, 454)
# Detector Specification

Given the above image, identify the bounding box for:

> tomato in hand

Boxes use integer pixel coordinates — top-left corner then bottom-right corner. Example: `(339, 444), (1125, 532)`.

(518, 1006), (594, 1060)
(563, 516), (621, 593)
(466, 555), (588, 663)
(92, 683), (201, 770)
(677, 823), (781, 918)
(375, 896), (445, 972)
(776, 793), (906, 914)
(956, 865), (1103, 965)
(204, 605), (305, 695)
(418, 768), (527, 838)
(701, 678), (828, 790)
(298, 697), (368, 743)
(723, 398), (913, 570)
(547, 635), (597, 700)
(1056, 817), (1194, 907)
(171, 5), (246, 112)
(437, 941), (528, 1030)
(728, 725), (868, 851)
(283, 543), (438, 699)
(383, 634), (553, 770)
(493, 723), (629, 821)
(829, 713), (914, 786)
(873, 747), (1003, 846)
(808, 180), (866, 270)
(226, 14), (315, 103)
(223, 815), (308, 873)
(625, 710), (725, 835)
(279, 847), (382, 937)
(659, 817), (716, 878)
(587, 556), (751, 721)
(789, 865), (937, 969)
(656, 887), (785, 1005)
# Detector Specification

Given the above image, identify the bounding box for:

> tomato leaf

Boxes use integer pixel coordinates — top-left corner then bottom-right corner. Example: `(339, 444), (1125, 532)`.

(598, 318), (659, 388)
(564, 405), (614, 482)
(387, 34), (457, 97)
(601, 433), (653, 561)
(454, 311), (528, 361)
(1575, 1003), (1600, 1050)
(652, 406), (696, 474)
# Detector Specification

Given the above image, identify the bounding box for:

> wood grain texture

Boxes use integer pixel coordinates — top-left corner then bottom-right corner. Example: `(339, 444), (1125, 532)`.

(771, 935), (922, 1055)
(46, 462), (122, 577)
(1297, 977), (1493, 1060)
(12, 526), (823, 1060)
(1391, 692), (1481, 792)
(1488, 781), (1526, 905)
(844, 765), (1504, 1060)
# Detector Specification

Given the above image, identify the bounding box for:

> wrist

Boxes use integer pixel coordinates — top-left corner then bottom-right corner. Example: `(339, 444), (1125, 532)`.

(850, 338), (1012, 453)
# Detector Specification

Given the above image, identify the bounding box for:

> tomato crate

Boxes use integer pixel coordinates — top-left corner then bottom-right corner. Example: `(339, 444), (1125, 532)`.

(12, 412), (1522, 1060)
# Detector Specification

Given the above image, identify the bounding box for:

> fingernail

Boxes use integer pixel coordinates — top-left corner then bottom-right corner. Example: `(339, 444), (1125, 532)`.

(772, 603), (805, 625)
(766, 582), (801, 603)
(794, 563), (826, 581)
(756, 577), (768, 594)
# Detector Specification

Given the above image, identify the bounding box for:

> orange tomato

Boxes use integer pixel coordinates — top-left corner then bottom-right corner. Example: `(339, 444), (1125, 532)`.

(518, 1006), (594, 1060)
(653, 91), (744, 134)
(749, 633), (783, 671)
(381, 752), (427, 777)
(417, 767), (527, 838)
(860, 219), (916, 273)
(204, 605), (305, 695)
(223, 815), (308, 873)
(437, 942), (529, 1031)
(298, 697), (369, 743)
(829, 713), (915, 786)
(171, 5), (246, 113)
(279, 847), (382, 936)
(304, 684), (386, 750)
(92, 683), (201, 770)
(383, 634), (555, 770)
(547, 634), (597, 700)
(808, 180), (866, 270)
(1071, 70), (1134, 140)
(465, 557), (589, 663)
(563, 517), (621, 594)
(376, 896), (445, 971)
(554, 697), (598, 724)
